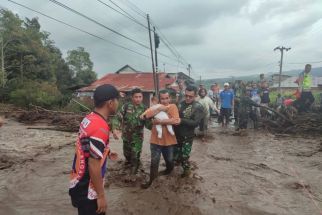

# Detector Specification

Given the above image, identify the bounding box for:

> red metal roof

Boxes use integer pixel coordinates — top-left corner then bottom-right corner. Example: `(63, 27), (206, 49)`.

(79, 72), (176, 92)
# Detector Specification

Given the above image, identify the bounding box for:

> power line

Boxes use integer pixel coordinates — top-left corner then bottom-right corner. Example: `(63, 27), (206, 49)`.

(120, 0), (146, 18)
(152, 23), (189, 65)
(7, 0), (150, 59)
(7, 0), (189, 73)
(47, 0), (150, 50)
(9, 0), (190, 74)
(49, 0), (188, 66)
(95, 0), (148, 30)
(98, 0), (188, 67)
(108, 0), (144, 26)
(110, 0), (189, 67)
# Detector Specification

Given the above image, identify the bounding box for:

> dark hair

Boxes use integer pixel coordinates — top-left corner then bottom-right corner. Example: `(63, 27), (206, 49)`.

(158, 89), (169, 100)
(198, 88), (207, 97)
(95, 101), (106, 108)
(94, 84), (119, 108)
(185, 85), (198, 95)
(131, 88), (142, 96)
(159, 89), (169, 95)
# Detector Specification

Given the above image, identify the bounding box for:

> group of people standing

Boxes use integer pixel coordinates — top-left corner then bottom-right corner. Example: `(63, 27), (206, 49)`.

(110, 86), (205, 189)
(68, 64), (316, 215)
(69, 84), (205, 215)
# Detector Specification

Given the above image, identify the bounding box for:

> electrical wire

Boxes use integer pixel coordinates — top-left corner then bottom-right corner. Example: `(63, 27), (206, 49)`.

(95, 0), (148, 30)
(47, 0), (150, 50)
(7, 0), (150, 59)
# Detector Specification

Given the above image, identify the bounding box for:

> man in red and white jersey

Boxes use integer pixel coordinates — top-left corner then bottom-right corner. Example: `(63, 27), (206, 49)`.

(69, 84), (119, 215)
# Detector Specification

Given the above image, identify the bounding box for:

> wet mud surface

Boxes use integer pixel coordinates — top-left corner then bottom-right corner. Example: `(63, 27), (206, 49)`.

(0, 118), (322, 214)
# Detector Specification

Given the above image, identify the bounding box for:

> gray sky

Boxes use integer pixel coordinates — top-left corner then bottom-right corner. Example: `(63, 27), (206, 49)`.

(1, 0), (322, 79)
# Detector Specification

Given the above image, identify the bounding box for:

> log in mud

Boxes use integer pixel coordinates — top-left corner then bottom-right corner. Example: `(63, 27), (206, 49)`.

(0, 118), (322, 215)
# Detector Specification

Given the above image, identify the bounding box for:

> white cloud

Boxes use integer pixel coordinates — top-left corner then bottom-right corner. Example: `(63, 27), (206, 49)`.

(1, 0), (322, 79)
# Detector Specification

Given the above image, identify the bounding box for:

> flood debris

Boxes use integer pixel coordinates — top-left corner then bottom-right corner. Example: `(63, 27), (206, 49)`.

(16, 105), (85, 132)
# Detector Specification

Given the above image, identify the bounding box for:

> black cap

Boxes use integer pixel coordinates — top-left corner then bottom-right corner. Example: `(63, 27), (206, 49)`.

(93, 84), (119, 106)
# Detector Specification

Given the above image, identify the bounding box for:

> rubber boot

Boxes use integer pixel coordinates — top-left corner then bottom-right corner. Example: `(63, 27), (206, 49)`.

(141, 166), (158, 189)
(159, 163), (174, 176)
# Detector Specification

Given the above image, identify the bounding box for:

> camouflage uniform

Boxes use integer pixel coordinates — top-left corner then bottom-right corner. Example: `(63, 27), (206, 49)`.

(237, 96), (260, 130)
(234, 84), (247, 129)
(174, 101), (205, 175)
(111, 102), (151, 173)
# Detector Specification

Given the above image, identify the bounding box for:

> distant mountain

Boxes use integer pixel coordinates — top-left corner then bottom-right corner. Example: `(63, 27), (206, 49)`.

(282, 67), (322, 77)
(200, 67), (322, 87)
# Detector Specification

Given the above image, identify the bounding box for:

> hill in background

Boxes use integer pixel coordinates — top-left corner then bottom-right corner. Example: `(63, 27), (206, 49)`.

(199, 67), (322, 87)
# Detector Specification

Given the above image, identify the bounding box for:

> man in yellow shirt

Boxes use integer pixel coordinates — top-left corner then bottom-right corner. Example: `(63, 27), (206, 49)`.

(298, 64), (315, 112)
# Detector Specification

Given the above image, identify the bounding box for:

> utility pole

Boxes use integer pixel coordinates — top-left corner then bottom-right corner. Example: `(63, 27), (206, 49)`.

(199, 75), (202, 85)
(187, 64), (191, 77)
(147, 14), (157, 94)
(274, 46), (291, 93)
(154, 26), (160, 95)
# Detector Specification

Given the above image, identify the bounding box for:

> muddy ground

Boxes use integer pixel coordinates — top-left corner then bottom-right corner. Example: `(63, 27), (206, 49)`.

(0, 118), (322, 215)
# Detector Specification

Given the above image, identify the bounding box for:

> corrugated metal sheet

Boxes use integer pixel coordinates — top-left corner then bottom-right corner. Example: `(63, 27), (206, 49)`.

(78, 72), (176, 92)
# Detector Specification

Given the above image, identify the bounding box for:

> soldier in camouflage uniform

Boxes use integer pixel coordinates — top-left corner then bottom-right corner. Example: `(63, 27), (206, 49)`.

(174, 85), (205, 177)
(235, 83), (260, 131)
(111, 88), (151, 174)
(234, 81), (247, 130)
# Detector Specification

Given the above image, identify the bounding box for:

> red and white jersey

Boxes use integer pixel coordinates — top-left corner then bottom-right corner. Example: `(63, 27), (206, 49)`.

(69, 112), (110, 202)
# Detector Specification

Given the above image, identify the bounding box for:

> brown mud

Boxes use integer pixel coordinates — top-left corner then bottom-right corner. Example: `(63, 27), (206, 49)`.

(0, 118), (322, 215)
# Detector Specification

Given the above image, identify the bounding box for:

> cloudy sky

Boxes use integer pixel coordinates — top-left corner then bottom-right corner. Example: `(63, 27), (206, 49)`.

(1, 0), (322, 79)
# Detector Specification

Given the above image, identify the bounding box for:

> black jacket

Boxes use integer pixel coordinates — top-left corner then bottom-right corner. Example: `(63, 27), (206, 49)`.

(174, 101), (205, 141)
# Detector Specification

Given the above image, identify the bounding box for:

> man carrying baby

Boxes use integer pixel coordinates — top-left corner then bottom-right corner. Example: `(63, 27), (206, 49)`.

(140, 90), (180, 189)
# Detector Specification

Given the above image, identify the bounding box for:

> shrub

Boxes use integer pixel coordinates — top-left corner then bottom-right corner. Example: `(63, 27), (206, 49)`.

(10, 80), (62, 108)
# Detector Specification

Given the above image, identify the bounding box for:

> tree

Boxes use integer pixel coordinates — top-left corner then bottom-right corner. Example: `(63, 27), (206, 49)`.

(0, 9), (24, 87)
(10, 80), (62, 108)
(66, 47), (97, 86)
(0, 9), (96, 108)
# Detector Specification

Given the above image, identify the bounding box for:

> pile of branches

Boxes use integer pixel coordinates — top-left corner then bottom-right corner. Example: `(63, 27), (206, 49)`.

(260, 105), (322, 135)
(18, 105), (85, 132)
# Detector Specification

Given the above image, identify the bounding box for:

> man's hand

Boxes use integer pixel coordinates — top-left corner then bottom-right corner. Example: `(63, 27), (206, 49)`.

(139, 113), (146, 120)
(96, 195), (107, 214)
(112, 130), (121, 140)
(157, 105), (168, 112)
(173, 118), (181, 125)
(152, 119), (162, 125)
(109, 152), (118, 161)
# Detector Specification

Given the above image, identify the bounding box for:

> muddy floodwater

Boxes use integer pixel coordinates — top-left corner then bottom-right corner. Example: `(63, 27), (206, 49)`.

(0, 118), (321, 215)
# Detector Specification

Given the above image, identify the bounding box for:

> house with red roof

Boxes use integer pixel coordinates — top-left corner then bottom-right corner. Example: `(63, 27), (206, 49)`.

(77, 65), (182, 106)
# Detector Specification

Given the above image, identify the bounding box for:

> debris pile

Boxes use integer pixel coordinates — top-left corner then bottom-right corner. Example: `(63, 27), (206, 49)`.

(261, 106), (322, 135)
(17, 105), (85, 132)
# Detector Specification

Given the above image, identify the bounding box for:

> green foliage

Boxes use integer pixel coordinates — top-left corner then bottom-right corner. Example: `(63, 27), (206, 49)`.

(10, 80), (62, 108)
(0, 9), (98, 109)
(66, 47), (97, 86)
